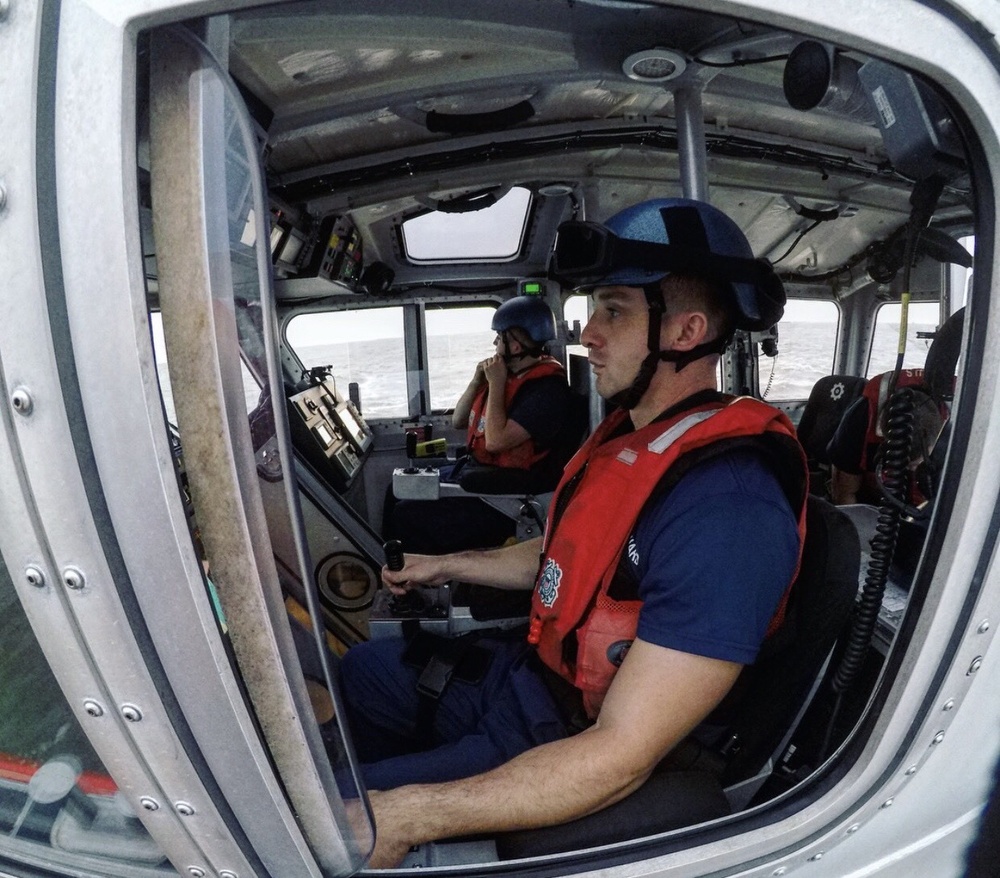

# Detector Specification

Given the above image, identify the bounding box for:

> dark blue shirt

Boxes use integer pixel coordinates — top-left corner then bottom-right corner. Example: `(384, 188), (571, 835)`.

(507, 374), (572, 447)
(627, 449), (800, 665)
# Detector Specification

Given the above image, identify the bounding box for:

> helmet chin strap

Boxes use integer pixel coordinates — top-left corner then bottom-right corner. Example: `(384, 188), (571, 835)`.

(609, 284), (730, 411)
(498, 330), (543, 369)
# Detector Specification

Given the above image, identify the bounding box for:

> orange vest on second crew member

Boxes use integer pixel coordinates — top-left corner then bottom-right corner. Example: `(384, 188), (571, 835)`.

(467, 357), (566, 469)
(859, 369), (928, 470)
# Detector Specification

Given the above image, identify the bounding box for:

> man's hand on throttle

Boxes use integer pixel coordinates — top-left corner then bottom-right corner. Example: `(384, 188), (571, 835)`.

(381, 553), (452, 594)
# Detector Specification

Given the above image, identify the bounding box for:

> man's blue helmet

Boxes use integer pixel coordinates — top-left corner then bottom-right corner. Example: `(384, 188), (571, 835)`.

(552, 197), (785, 332)
(550, 197), (785, 406)
(492, 296), (557, 345)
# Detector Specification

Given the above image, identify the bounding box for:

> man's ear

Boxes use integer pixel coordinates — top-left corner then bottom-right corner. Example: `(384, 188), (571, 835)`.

(504, 333), (523, 356)
(662, 310), (710, 351)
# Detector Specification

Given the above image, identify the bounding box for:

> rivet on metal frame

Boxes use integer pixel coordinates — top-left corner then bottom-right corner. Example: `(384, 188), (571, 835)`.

(219, 871), (239, 878)
(11, 387), (33, 416)
(139, 796), (159, 811)
(83, 699), (104, 718)
(968, 656), (983, 674)
(25, 565), (46, 588)
(175, 801), (195, 816)
(121, 704), (143, 722)
(188, 867), (206, 878)
(978, 619), (991, 634)
(62, 567), (86, 590)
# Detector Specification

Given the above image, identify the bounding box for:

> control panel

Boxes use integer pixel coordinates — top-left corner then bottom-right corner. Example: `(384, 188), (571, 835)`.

(287, 375), (373, 489)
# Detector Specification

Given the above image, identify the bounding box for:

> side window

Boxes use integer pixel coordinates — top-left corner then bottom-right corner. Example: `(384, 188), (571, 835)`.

(765, 299), (840, 399)
(564, 294), (590, 359)
(425, 305), (496, 411)
(285, 308), (406, 417)
(0, 558), (164, 864)
(151, 313), (261, 422)
(867, 302), (941, 377)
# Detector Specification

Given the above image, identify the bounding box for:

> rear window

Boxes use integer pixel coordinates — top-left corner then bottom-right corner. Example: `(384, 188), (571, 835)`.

(763, 299), (840, 400)
(867, 302), (941, 377)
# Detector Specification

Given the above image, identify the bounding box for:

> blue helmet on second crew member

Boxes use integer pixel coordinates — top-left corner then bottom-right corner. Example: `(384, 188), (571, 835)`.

(492, 296), (557, 360)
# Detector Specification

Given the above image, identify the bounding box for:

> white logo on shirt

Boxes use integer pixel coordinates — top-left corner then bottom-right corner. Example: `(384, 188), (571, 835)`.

(627, 536), (639, 566)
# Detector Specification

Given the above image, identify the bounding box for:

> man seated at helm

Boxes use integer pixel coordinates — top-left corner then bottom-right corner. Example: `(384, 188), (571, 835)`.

(342, 199), (807, 867)
(384, 296), (573, 555)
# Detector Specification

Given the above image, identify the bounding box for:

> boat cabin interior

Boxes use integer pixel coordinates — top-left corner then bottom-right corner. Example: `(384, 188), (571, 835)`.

(135, 3), (975, 864)
(1, 0), (989, 874)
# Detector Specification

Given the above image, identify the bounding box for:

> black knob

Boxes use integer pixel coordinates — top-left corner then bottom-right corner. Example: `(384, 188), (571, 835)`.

(383, 540), (404, 571)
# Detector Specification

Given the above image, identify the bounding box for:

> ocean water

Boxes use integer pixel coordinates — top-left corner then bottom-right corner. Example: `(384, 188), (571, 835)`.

(293, 322), (938, 415)
(295, 331), (495, 418)
(156, 321), (939, 424)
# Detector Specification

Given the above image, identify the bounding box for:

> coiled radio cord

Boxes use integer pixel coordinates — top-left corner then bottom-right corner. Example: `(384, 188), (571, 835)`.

(819, 387), (916, 760)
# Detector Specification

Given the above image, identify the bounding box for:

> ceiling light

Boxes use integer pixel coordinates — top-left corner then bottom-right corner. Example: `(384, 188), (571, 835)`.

(622, 48), (687, 83)
(537, 182), (575, 197)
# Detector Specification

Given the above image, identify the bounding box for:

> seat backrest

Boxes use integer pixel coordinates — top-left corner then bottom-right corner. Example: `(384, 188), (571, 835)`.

(796, 374), (867, 467)
(710, 494), (860, 786)
(923, 306), (965, 405)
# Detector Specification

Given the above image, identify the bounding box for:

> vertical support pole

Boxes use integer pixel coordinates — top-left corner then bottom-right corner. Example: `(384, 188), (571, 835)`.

(403, 301), (430, 417)
(675, 87), (709, 202)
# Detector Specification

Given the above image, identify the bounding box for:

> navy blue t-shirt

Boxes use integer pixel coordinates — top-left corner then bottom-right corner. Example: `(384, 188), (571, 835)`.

(625, 448), (800, 665)
(507, 375), (572, 447)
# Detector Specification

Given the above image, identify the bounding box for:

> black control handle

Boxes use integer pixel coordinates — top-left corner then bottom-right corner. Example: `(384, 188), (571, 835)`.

(383, 540), (404, 571)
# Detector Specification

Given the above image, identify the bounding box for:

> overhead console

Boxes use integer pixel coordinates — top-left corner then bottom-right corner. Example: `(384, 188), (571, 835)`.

(287, 371), (373, 490)
(301, 214), (365, 286)
(270, 208), (395, 299)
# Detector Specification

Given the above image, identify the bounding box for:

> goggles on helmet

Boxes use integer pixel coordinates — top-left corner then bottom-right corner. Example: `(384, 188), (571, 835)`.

(550, 220), (774, 290)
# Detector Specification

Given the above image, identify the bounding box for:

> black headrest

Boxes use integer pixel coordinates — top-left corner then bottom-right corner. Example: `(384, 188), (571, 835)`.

(796, 375), (868, 463)
(924, 307), (965, 403)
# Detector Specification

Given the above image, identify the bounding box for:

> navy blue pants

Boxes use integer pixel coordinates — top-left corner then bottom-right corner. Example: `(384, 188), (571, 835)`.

(339, 636), (568, 790)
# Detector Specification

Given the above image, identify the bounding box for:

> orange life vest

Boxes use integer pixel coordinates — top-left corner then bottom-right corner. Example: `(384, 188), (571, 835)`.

(857, 369), (949, 506)
(527, 395), (808, 719)
(467, 357), (567, 470)
(859, 369), (928, 470)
